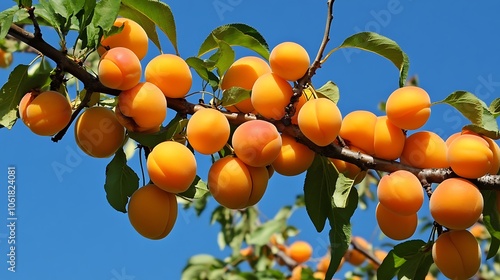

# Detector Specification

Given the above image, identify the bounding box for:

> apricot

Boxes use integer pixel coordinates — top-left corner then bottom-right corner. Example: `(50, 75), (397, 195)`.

(484, 137), (500, 174)
(220, 56), (271, 113)
(297, 98), (342, 146)
(0, 49), (13, 68)
(98, 18), (148, 60)
(373, 116), (406, 160)
(232, 120), (282, 167)
(269, 42), (310, 81)
(115, 82), (166, 132)
(186, 108), (230, 155)
(369, 249), (388, 269)
(376, 203), (417, 240)
(127, 184), (177, 240)
(447, 134), (493, 179)
(469, 223), (488, 240)
(287, 240), (313, 263)
(432, 230), (481, 280)
(317, 255), (344, 272)
(339, 110), (377, 155)
(147, 141), (197, 193)
(291, 89), (313, 125)
(271, 134), (315, 176)
(251, 73), (293, 120)
(386, 86), (431, 130)
(208, 156), (268, 209)
(400, 131), (449, 169)
(19, 91), (72, 136)
(98, 47), (141, 90)
(145, 54), (192, 98)
(74, 107), (125, 158)
(429, 178), (483, 230)
(345, 236), (370, 266)
(377, 170), (424, 215)
(330, 146), (367, 184)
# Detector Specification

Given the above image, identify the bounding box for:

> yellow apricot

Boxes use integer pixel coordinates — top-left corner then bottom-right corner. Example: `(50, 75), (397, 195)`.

(400, 131), (449, 169)
(0, 49), (13, 68)
(447, 134), (493, 179)
(377, 170), (424, 215)
(147, 141), (197, 193)
(432, 230), (481, 280)
(269, 42), (310, 81)
(208, 156), (268, 209)
(19, 91), (72, 136)
(145, 54), (192, 98)
(251, 73), (293, 119)
(373, 116), (406, 160)
(287, 241), (313, 264)
(271, 134), (315, 176)
(127, 184), (177, 240)
(74, 107), (125, 158)
(330, 146), (367, 184)
(484, 137), (500, 175)
(98, 47), (141, 91)
(339, 110), (377, 155)
(429, 178), (483, 230)
(221, 56), (271, 113)
(386, 86), (431, 130)
(186, 108), (230, 155)
(297, 98), (342, 146)
(291, 89), (313, 125)
(115, 82), (166, 132)
(98, 18), (148, 60)
(376, 203), (417, 240)
(232, 120), (282, 167)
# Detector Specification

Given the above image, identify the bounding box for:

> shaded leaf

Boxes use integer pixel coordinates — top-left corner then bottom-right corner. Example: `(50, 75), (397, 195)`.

(463, 124), (500, 140)
(316, 81), (339, 104)
(335, 32), (409, 87)
(198, 23), (269, 60)
(185, 56), (219, 90)
(19, 0), (33, 7)
(104, 148), (139, 213)
(481, 190), (500, 258)
(247, 219), (286, 246)
(128, 113), (188, 147)
(220, 87), (251, 107)
(377, 240), (429, 279)
(178, 176), (209, 200)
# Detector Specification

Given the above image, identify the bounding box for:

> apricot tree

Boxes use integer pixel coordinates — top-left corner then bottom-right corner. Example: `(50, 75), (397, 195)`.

(0, 0), (500, 279)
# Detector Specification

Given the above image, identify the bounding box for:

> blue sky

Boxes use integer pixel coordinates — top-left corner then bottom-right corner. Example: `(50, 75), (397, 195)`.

(1, 1), (500, 279)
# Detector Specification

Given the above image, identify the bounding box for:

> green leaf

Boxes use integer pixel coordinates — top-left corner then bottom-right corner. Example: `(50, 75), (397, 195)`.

(104, 148), (139, 213)
(377, 240), (429, 279)
(333, 173), (354, 208)
(185, 57), (220, 89)
(490, 98), (500, 117)
(220, 87), (251, 107)
(0, 63), (52, 129)
(325, 188), (358, 280)
(83, 0), (120, 48)
(187, 254), (225, 267)
(304, 155), (338, 232)
(120, 0), (177, 54)
(335, 32), (409, 87)
(247, 219), (286, 246)
(0, 6), (19, 40)
(398, 249), (433, 280)
(19, 0), (33, 7)
(481, 190), (500, 258)
(463, 124), (500, 140)
(434, 91), (499, 135)
(178, 176), (209, 200)
(316, 81), (339, 104)
(208, 37), (235, 76)
(198, 24), (269, 60)
(128, 113), (188, 148)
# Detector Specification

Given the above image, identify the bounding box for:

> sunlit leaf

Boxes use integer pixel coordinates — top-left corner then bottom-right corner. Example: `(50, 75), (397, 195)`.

(316, 81), (339, 104)
(0, 6), (19, 40)
(377, 240), (430, 279)
(208, 37), (235, 76)
(490, 98), (500, 117)
(104, 148), (139, 213)
(178, 176), (209, 200)
(247, 219), (286, 246)
(185, 56), (219, 90)
(220, 87), (251, 107)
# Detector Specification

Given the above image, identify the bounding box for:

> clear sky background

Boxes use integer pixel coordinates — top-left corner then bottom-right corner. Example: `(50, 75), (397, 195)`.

(1, 1), (500, 279)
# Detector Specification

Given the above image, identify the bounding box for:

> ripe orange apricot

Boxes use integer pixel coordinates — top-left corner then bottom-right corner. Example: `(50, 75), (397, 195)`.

(98, 47), (141, 91)
(297, 98), (342, 147)
(19, 91), (72, 136)
(269, 42), (310, 81)
(430, 178), (483, 230)
(339, 110), (377, 155)
(145, 54), (192, 98)
(74, 107), (125, 158)
(287, 241), (313, 264)
(330, 146), (367, 184)
(373, 116), (406, 160)
(386, 86), (431, 130)
(98, 18), (149, 60)
(400, 131), (449, 169)
(469, 223), (488, 240)
(127, 184), (177, 240)
(484, 137), (500, 175)
(0, 49), (13, 68)
(376, 203), (417, 240)
(232, 120), (282, 167)
(291, 89), (313, 125)
(251, 73), (293, 120)
(377, 170), (424, 215)
(432, 230), (481, 280)
(147, 141), (197, 193)
(186, 108), (230, 155)
(345, 236), (370, 266)
(220, 56), (271, 113)
(208, 156), (268, 209)
(271, 134), (315, 176)
(448, 134), (493, 179)
(115, 82), (166, 132)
